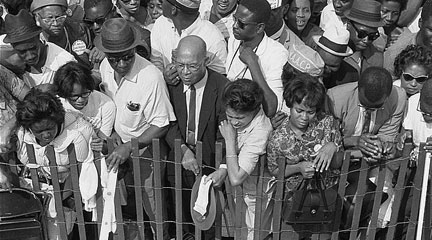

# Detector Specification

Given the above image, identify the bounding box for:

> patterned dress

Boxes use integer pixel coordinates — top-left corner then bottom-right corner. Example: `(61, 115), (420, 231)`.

(0, 65), (27, 128)
(267, 114), (342, 210)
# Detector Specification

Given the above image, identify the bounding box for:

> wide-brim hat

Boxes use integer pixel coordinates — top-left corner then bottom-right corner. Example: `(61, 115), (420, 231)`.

(190, 176), (217, 230)
(94, 18), (142, 53)
(4, 9), (42, 44)
(313, 36), (353, 57)
(344, 0), (384, 28)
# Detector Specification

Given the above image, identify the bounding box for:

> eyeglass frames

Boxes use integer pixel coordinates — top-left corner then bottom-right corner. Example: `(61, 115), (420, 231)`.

(232, 15), (259, 29)
(172, 59), (205, 72)
(107, 51), (135, 64)
(417, 101), (432, 118)
(402, 72), (429, 83)
(83, 7), (114, 26)
(351, 23), (380, 41)
(68, 91), (92, 101)
(37, 13), (67, 25)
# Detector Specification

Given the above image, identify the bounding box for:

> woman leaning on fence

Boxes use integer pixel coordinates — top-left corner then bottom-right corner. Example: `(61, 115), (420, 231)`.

(14, 89), (98, 239)
(266, 73), (343, 239)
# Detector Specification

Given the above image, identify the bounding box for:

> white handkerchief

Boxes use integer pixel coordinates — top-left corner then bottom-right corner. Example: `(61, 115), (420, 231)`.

(193, 175), (213, 216)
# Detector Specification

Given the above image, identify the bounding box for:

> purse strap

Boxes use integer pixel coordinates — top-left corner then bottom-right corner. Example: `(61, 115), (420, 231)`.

(293, 173), (331, 216)
(314, 173), (331, 215)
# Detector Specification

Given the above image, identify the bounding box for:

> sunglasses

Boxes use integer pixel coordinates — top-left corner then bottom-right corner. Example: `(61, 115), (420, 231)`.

(417, 101), (432, 117)
(107, 52), (135, 63)
(351, 23), (380, 41)
(233, 15), (259, 29)
(68, 91), (92, 101)
(83, 7), (113, 26)
(402, 72), (429, 83)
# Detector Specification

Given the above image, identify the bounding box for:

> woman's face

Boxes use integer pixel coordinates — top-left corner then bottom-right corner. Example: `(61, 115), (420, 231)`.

(289, 101), (317, 131)
(381, 0), (401, 28)
(148, 0), (163, 22)
(30, 119), (59, 147)
(400, 63), (428, 96)
(67, 83), (91, 110)
(225, 106), (256, 130)
(212, 0), (237, 15)
(286, 0), (311, 32)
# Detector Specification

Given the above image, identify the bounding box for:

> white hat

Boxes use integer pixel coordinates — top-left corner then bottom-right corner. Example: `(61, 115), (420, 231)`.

(267, 0), (282, 10)
(313, 26), (353, 57)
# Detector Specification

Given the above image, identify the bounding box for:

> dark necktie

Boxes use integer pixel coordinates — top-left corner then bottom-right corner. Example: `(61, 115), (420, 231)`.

(186, 85), (196, 145)
(362, 109), (372, 134)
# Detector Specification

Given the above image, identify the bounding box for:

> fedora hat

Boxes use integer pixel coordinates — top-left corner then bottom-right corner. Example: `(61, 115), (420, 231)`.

(4, 9), (42, 44)
(94, 18), (142, 53)
(344, 0), (384, 28)
(190, 175), (217, 230)
(313, 26), (353, 57)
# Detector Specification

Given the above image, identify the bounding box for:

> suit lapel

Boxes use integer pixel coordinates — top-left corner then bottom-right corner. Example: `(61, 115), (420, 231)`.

(197, 77), (217, 141)
(172, 85), (187, 139)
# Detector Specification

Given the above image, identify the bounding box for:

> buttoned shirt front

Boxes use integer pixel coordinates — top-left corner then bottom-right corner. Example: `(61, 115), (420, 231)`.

(150, 15), (227, 75)
(226, 34), (288, 111)
(99, 54), (176, 142)
(183, 70), (208, 143)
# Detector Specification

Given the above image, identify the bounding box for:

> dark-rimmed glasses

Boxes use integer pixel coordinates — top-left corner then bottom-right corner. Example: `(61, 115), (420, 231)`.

(172, 59), (205, 72)
(107, 51), (135, 64)
(233, 15), (259, 29)
(38, 13), (67, 25)
(402, 72), (429, 83)
(68, 91), (92, 101)
(83, 7), (114, 26)
(351, 23), (380, 41)
(417, 101), (432, 117)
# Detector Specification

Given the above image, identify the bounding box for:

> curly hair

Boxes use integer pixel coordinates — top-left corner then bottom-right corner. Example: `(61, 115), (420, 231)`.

(393, 44), (432, 78)
(223, 79), (263, 113)
(283, 73), (325, 112)
(16, 89), (65, 130)
(53, 62), (95, 99)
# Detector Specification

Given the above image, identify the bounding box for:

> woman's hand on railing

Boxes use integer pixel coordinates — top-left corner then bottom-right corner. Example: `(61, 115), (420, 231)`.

(298, 161), (315, 179)
(313, 142), (337, 172)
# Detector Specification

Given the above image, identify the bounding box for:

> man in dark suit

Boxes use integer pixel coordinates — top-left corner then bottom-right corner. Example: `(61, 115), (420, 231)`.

(165, 35), (229, 237)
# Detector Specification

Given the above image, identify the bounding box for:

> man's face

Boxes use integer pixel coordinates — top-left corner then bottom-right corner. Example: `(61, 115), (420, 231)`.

(419, 17), (432, 49)
(12, 37), (43, 66)
(148, 0), (163, 22)
(174, 49), (207, 86)
(232, 5), (259, 41)
(106, 49), (136, 77)
(317, 47), (343, 77)
(212, 0), (237, 15)
(286, 0), (311, 32)
(333, 0), (353, 17)
(381, 0), (401, 28)
(118, 0), (141, 15)
(35, 6), (67, 36)
(84, 3), (114, 35)
(348, 22), (379, 51)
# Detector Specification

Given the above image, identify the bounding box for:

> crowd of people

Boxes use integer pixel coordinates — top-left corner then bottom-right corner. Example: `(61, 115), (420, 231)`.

(0, 0), (431, 239)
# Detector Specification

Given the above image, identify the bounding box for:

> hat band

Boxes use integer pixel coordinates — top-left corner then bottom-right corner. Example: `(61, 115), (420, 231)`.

(166, 0), (199, 14)
(6, 25), (40, 42)
(102, 32), (135, 51)
(349, 8), (381, 23)
(318, 36), (347, 54)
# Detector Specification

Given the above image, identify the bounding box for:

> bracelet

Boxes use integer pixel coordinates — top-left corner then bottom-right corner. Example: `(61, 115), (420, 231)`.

(226, 155), (238, 158)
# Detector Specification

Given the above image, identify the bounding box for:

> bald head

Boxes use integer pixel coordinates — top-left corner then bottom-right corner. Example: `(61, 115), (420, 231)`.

(175, 36), (208, 86)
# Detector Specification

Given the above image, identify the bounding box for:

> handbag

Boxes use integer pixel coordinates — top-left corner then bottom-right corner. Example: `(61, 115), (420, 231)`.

(284, 173), (339, 225)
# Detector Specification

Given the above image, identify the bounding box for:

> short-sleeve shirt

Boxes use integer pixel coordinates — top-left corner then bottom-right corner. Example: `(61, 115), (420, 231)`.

(226, 34), (288, 111)
(150, 15), (227, 75)
(99, 54), (176, 142)
(61, 90), (116, 137)
(24, 42), (76, 87)
(403, 93), (432, 147)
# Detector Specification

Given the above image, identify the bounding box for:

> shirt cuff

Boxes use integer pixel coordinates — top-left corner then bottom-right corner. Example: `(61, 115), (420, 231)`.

(219, 164), (227, 169)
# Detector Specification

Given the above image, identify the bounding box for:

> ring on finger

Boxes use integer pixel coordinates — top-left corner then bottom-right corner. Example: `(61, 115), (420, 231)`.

(365, 142), (368, 147)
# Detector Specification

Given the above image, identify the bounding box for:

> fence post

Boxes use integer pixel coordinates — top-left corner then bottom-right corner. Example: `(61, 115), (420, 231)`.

(367, 162), (388, 240)
(272, 157), (286, 240)
(195, 141), (203, 240)
(348, 159), (369, 240)
(152, 139), (164, 240)
(253, 155), (266, 240)
(26, 144), (40, 192)
(131, 138), (145, 239)
(215, 142), (223, 240)
(174, 139), (183, 240)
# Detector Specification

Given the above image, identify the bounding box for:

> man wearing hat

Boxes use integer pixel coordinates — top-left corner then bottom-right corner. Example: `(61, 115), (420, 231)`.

(4, 9), (76, 87)
(96, 17), (175, 240)
(30, 0), (101, 66)
(265, 0), (305, 49)
(384, 0), (432, 76)
(313, 25), (355, 89)
(226, 0), (288, 118)
(320, 0), (353, 31)
(150, 0), (227, 85)
(344, 0), (384, 75)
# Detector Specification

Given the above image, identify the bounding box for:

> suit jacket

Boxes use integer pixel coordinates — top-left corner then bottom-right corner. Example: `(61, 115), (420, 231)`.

(326, 82), (406, 143)
(165, 69), (229, 171)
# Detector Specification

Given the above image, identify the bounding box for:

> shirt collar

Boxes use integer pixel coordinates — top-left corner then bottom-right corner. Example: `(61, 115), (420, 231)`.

(270, 24), (285, 41)
(237, 108), (266, 134)
(183, 69), (208, 93)
(255, 34), (269, 56)
(179, 15), (202, 36)
(121, 54), (140, 83)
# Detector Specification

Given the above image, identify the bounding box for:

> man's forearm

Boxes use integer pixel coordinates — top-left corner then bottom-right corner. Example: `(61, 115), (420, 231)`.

(248, 61), (277, 117)
(135, 125), (169, 150)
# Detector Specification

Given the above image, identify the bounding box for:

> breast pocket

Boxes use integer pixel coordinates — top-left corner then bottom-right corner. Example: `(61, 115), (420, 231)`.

(120, 104), (142, 128)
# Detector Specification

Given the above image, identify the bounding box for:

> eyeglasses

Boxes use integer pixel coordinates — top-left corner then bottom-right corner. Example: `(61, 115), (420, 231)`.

(233, 15), (259, 29)
(402, 72), (429, 83)
(83, 7), (113, 26)
(107, 52), (135, 63)
(68, 91), (92, 101)
(37, 13), (67, 25)
(358, 103), (384, 111)
(417, 101), (432, 117)
(173, 59), (205, 72)
(351, 23), (380, 41)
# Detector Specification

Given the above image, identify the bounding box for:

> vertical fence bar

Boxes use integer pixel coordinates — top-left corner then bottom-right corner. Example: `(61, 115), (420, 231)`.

(195, 141), (203, 240)
(94, 152), (104, 236)
(407, 143), (427, 239)
(174, 139), (183, 240)
(349, 159), (369, 240)
(234, 185), (244, 239)
(253, 155), (265, 240)
(131, 138), (145, 239)
(367, 163), (387, 239)
(331, 151), (352, 240)
(224, 166), (236, 237)
(428, 158), (432, 238)
(67, 144), (87, 240)
(26, 144), (40, 191)
(272, 157), (286, 240)
(214, 142), (223, 240)
(152, 139), (164, 240)
(46, 145), (68, 239)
